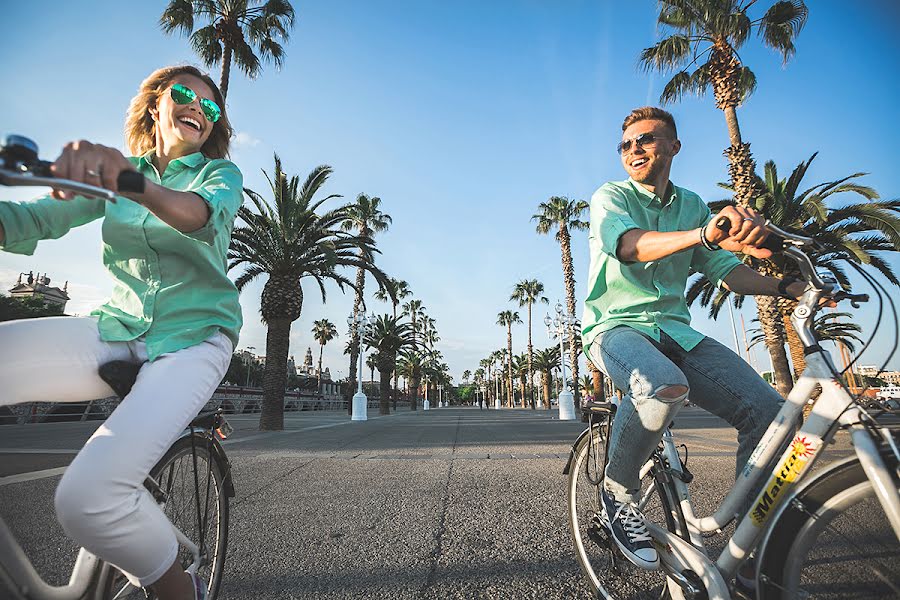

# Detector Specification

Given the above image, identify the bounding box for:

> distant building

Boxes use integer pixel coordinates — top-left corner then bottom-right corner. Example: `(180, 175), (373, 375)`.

(856, 365), (880, 378)
(8, 271), (69, 311)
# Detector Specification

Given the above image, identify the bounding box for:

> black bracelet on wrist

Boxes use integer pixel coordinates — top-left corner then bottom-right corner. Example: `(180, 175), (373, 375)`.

(777, 276), (799, 299)
(700, 224), (719, 251)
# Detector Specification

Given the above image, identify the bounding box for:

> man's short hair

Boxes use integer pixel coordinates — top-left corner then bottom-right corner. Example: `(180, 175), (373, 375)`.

(622, 107), (677, 139)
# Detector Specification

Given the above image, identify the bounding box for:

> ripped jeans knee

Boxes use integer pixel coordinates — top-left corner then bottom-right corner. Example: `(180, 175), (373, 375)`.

(633, 383), (689, 431)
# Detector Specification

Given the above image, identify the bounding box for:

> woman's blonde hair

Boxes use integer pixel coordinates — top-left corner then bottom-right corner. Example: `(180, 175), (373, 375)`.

(124, 65), (233, 159)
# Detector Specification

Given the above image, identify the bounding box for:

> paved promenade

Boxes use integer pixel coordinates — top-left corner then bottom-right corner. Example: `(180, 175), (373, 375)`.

(0, 406), (861, 599)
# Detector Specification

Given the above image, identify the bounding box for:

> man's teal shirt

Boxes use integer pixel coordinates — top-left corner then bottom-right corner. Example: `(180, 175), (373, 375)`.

(0, 151), (243, 360)
(581, 178), (741, 353)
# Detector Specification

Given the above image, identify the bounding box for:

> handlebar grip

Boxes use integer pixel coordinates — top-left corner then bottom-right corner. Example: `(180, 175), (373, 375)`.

(715, 216), (784, 253)
(32, 160), (145, 194)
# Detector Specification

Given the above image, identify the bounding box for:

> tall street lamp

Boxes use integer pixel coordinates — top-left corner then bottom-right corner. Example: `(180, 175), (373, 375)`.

(348, 311), (375, 421)
(544, 302), (577, 420)
(438, 383), (444, 407)
(244, 345), (256, 388)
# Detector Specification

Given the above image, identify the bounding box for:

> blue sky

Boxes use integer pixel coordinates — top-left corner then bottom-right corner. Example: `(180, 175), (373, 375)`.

(2, 0), (898, 382)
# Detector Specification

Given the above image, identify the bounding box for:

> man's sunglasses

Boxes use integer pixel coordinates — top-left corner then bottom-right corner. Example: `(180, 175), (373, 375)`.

(616, 132), (671, 155)
(170, 83), (221, 123)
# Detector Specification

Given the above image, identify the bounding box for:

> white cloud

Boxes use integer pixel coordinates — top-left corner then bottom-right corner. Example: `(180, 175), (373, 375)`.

(233, 132), (261, 148)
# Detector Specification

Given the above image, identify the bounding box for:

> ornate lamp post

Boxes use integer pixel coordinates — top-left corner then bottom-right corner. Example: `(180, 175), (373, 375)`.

(544, 302), (577, 420)
(438, 383), (445, 407)
(348, 311), (376, 421)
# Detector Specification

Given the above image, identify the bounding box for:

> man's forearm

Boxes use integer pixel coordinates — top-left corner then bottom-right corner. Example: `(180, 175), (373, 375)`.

(618, 228), (702, 263)
(722, 265), (781, 296)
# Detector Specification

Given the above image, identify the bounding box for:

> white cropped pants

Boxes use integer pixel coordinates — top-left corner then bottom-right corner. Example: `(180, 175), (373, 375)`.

(0, 316), (232, 586)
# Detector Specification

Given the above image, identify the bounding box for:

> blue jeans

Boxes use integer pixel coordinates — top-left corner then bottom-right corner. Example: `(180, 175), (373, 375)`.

(588, 326), (783, 503)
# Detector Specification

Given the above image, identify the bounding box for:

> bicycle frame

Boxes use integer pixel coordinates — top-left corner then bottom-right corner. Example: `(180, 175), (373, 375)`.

(0, 428), (210, 600)
(644, 341), (900, 599)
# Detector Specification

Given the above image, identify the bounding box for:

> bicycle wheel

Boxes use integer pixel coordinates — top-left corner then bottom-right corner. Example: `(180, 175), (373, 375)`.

(758, 451), (900, 599)
(98, 433), (230, 600)
(566, 423), (686, 599)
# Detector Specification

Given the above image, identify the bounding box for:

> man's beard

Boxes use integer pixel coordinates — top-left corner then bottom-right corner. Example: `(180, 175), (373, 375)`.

(631, 158), (665, 184)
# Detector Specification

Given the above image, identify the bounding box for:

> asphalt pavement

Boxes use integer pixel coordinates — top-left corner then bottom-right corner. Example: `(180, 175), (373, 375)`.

(0, 405), (869, 599)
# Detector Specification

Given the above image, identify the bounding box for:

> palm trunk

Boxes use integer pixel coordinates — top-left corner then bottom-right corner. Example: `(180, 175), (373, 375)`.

(347, 258), (366, 414)
(527, 302), (534, 409)
(542, 372), (551, 409)
(589, 361), (603, 400)
(260, 317), (291, 431)
(377, 357), (391, 415)
(757, 294), (793, 397)
(559, 223), (581, 407)
(410, 375), (420, 410)
(219, 45), (233, 100)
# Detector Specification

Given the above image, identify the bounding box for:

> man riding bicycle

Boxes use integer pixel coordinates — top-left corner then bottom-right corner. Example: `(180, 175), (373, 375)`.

(581, 107), (807, 572)
(0, 65), (241, 600)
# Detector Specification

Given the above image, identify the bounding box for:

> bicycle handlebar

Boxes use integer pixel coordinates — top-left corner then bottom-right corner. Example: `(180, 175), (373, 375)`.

(0, 134), (145, 201)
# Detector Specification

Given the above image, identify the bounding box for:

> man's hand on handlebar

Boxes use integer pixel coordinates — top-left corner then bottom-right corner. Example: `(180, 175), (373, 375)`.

(50, 140), (135, 200)
(706, 205), (773, 259)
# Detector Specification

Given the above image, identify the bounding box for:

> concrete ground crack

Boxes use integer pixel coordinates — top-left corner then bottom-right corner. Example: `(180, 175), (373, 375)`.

(420, 415), (461, 597)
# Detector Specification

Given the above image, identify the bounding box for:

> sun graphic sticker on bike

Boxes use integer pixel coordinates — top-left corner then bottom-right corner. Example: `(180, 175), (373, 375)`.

(750, 435), (820, 527)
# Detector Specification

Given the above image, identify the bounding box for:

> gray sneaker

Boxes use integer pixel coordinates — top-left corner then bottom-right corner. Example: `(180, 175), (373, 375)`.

(600, 488), (659, 570)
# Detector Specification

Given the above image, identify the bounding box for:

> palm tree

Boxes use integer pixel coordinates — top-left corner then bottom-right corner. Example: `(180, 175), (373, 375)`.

(397, 350), (424, 410)
(511, 279), (548, 409)
(341, 193), (392, 413)
(365, 352), (377, 388)
(374, 278), (411, 407)
(533, 346), (561, 410)
(159, 0), (296, 99)
(639, 0), (808, 207)
(402, 300), (426, 348)
(688, 155), (898, 393)
(364, 315), (414, 415)
(496, 310), (521, 408)
(374, 278), (411, 319)
(579, 375), (594, 400)
(639, 0), (808, 397)
(479, 357), (493, 406)
(311, 318), (337, 397)
(229, 155), (389, 430)
(462, 370), (471, 385)
(746, 312), (863, 354)
(533, 196), (589, 408)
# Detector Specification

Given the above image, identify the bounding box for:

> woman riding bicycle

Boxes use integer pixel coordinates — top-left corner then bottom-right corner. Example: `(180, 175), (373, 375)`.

(0, 65), (242, 600)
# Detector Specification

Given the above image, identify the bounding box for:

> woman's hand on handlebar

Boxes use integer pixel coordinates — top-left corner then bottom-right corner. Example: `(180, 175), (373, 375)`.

(708, 205), (772, 259)
(50, 140), (135, 200)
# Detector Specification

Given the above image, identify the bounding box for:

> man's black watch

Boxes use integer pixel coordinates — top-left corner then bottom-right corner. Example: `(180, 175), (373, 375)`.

(777, 276), (800, 300)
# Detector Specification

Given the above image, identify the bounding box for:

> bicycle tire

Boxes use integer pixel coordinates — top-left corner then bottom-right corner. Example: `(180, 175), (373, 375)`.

(96, 433), (230, 600)
(758, 449), (900, 599)
(566, 423), (687, 599)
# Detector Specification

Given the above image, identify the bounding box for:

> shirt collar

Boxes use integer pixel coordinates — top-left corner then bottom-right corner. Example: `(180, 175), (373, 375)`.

(628, 178), (677, 207)
(138, 150), (209, 170)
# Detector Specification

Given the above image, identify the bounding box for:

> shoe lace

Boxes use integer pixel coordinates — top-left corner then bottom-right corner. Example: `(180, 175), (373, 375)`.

(613, 502), (652, 544)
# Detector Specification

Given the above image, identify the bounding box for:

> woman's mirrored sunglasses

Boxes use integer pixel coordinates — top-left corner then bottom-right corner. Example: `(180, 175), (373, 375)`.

(170, 83), (221, 123)
(616, 132), (671, 155)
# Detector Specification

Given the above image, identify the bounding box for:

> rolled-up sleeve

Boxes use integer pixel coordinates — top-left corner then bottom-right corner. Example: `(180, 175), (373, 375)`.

(181, 160), (243, 245)
(0, 195), (105, 255)
(591, 184), (639, 258)
(690, 209), (741, 287)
